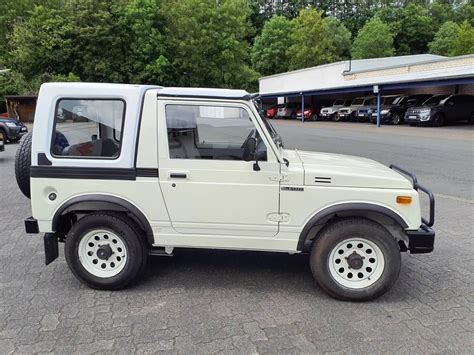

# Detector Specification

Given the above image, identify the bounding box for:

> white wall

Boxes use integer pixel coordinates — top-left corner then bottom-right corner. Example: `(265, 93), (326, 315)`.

(259, 62), (347, 96)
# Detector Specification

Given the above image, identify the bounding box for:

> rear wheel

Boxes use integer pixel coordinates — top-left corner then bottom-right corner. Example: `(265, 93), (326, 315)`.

(333, 114), (341, 121)
(310, 113), (318, 121)
(290, 112), (296, 120)
(310, 218), (401, 301)
(65, 213), (148, 290)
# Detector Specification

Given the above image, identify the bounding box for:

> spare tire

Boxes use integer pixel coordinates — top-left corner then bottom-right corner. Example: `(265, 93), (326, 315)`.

(15, 132), (32, 199)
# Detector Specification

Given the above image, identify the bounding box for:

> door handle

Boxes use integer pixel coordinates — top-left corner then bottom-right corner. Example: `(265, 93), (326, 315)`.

(169, 172), (188, 179)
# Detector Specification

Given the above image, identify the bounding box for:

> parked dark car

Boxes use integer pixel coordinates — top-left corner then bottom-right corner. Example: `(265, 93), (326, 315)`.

(0, 117), (28, 143)
(370, 94), (432, 125)
(296, 105), (320, 121)
(355, 97), (377, 122)
(338, 97), (372, 121)
(405, 94), (474, 126)
(276, 102), (299, 119)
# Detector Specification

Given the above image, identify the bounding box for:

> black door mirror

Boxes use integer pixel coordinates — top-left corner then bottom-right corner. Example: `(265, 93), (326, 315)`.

(243, 137), (257, 162)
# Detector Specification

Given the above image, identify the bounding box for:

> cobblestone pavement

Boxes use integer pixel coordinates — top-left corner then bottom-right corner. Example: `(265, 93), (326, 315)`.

(0, 122), (473, 354)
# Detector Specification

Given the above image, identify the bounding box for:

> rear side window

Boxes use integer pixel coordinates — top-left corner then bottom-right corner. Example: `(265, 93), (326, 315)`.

(52, 99), (125, 158)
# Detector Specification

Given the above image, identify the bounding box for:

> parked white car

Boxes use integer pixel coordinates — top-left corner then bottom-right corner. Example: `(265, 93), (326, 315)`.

(320, 99), (348, 120)
(19, 83), (435, 301)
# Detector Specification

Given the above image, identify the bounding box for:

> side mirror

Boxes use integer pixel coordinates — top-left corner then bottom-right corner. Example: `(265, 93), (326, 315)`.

(243, 137), (257, 162)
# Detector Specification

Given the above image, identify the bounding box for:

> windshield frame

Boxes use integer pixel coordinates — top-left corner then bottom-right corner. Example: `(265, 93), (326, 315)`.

(253, 100), (284, 150)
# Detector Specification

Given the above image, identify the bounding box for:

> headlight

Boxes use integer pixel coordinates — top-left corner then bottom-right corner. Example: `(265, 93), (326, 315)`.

(420, 109), (431, 115)
(368, 109), (373, 114)
(381, 109), (389, 115)
(5, 122), (17, 128)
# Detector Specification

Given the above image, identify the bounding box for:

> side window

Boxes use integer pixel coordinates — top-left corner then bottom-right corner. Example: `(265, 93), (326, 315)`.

(52, 99), (125, 158)
(166, 104), (267, 161)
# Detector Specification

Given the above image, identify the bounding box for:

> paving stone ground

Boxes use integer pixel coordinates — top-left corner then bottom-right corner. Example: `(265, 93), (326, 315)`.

(0, 121), (473, 354)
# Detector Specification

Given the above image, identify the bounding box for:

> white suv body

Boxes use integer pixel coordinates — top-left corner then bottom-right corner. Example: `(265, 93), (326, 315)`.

(22, 83), (435, 301)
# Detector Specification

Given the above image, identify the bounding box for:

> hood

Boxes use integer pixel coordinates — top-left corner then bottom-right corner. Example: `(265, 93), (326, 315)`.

(0, 117), (22, 125)
(408, 105), (438, 111)
(295, 150), (412, 189)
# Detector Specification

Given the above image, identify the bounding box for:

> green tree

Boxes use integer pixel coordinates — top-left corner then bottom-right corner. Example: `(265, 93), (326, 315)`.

(121, 0), (169, 84)
(455, 3), (474, 26)
(451, 21), (474, 56)
(378, 3), (435, 55)
(428, 21), (460, 56)
(162, 0), (258, 90)
(351, 17), (395, 59)
(323, 16), (352, 59)
(287, 9), (337, 70)
(9, 5), (73, 80)
(429, 20), (474, 56)
(251, 15), (295, 76)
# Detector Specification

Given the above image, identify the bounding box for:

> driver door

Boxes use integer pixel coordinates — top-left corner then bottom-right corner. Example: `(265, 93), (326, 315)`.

(158, 99), (281, 237)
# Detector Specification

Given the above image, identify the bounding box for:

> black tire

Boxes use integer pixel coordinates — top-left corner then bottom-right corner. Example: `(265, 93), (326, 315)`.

(433, 113), (445, 127)
(310, 113), (318, 121)
(0, 130), (7, 143)
(391, 114), (401, 125)
(65, 212), (148, 290)
(15, 132), (33, 199)
(310, 218), (401, 301)
(333, 114), (341, 121)
(290, 112), (296, 120)
(469, 112), (474, 124)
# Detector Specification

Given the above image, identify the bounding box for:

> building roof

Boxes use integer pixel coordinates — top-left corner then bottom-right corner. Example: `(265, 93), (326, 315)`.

(259, 54), (474, 97)
(345, 54), (445, 74)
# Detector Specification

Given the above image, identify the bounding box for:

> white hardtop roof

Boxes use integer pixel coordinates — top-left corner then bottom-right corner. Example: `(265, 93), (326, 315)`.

(40, 82), (251, 100)
(157, 87), (251, 99)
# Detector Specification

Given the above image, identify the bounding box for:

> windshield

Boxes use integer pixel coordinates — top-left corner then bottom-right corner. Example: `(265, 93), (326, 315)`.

(423, 95), (449, 106)
(253, 101), (283, 148)
(383, 96), (399, 105)
(392, 96), (404, 105)
(334, 99), (344, 105)
(352, 98), (364, 105)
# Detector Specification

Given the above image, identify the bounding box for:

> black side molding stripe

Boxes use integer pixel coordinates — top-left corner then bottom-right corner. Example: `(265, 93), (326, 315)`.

(136, 168), (159, 178)
(30, 166), (158, 180)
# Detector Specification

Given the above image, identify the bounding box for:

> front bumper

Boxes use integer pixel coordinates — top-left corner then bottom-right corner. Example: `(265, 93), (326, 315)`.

(371, 113), (392, 123)
(405, 114), (432, 124)
(6, 125), (28, 140)
(390, 164), (436, 254)
(406, 224), (435, 253)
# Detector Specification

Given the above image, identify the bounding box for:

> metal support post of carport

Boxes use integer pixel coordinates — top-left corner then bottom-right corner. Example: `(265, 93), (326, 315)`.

(374, 85), (381, 128)
(301, 93), (304, 123)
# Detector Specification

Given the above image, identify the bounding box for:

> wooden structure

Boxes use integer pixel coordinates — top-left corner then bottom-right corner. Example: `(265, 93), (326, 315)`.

(5, 95), (38, 123)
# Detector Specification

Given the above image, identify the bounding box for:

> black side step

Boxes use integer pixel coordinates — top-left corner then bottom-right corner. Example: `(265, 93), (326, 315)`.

(149, 247), (174, 257)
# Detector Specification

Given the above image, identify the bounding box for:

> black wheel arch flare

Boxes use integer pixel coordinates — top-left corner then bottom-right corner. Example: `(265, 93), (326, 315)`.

(297, 203), (409, 252)
(52, 194), (154, 245)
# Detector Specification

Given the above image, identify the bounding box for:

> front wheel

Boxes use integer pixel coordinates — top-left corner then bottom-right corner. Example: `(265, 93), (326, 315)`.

(310, 218), (401, 301)
(65, 213), (148, 290)
(391, 114), (401, 125)
(310, 113), (318, 121)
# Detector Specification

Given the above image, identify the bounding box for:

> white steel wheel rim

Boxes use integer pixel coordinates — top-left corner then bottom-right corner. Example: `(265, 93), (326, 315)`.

(328, 238), (385, 289)
(78, 229), (127, 278)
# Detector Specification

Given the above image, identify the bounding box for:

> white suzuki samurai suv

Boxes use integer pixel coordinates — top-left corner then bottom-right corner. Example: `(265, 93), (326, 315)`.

(18, 83), (435, 301)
